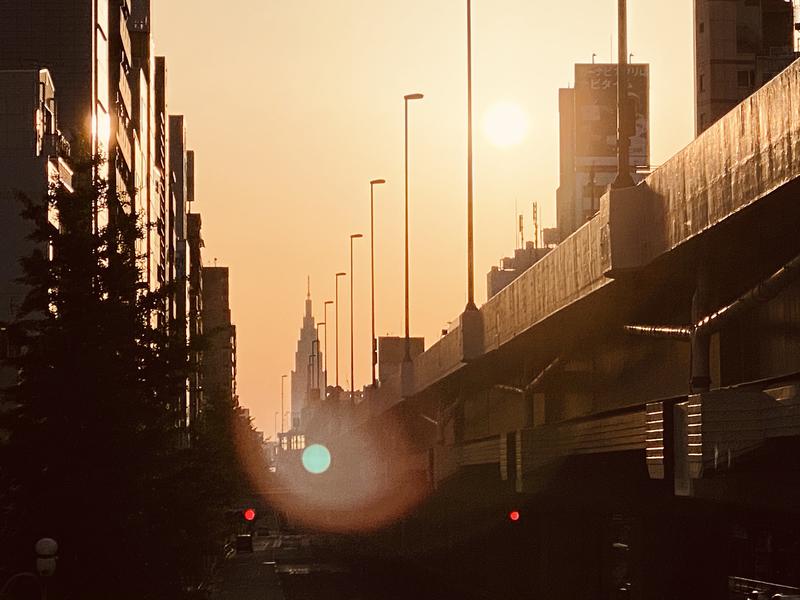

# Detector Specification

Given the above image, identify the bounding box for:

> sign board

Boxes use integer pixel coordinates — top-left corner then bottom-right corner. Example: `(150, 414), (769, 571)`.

(574, 63), (650, 168)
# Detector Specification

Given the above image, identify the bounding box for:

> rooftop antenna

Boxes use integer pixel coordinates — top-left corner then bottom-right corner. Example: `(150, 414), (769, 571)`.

(532, 202), (540, 249)
(214, 257), (217, 267)
(307, 275), (311, 299)
(592, 53), (597, 64)
(519, 214), (524, 249)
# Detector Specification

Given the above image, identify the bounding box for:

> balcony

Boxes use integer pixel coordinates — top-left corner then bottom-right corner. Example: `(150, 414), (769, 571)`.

(118, 69), (132, 119)
(116, 126), (132, 172)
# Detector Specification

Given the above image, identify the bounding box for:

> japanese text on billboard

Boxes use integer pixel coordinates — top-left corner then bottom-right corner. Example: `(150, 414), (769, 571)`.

(574, 63), (649, 168)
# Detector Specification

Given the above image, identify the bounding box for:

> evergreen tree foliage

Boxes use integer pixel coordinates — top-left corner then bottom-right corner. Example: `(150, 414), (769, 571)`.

(0, 157), (265, 599)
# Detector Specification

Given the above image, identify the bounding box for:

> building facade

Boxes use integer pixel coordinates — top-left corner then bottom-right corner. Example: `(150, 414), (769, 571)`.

(0, 69), (72, 392)
(187, 212), (204, 424)
(695, 0), (798, 135)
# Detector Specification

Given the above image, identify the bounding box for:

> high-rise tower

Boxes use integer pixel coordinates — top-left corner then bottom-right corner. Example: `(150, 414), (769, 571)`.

(290, 282), (325, 430)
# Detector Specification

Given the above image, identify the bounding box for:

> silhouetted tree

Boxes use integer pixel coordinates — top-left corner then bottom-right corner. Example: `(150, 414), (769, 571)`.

(0, 156), (267, 599)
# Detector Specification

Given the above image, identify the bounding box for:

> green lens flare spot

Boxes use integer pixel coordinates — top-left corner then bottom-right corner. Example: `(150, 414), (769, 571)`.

(302, 444), (331, 474)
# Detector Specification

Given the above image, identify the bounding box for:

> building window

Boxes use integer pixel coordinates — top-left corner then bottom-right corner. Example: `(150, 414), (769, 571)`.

(737, 70), (754, 88)
(699, 22), (704, 33)
(699, 74), (705, 92)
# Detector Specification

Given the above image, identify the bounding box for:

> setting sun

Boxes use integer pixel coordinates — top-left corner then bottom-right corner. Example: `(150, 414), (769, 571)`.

(483, 101), (529, 147)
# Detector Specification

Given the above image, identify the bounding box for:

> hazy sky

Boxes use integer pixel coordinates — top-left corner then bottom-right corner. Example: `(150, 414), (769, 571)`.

(153, 0), (694, 434)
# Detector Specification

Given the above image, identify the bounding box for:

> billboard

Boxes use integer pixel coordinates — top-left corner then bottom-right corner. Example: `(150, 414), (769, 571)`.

(574, 63), (650, 168)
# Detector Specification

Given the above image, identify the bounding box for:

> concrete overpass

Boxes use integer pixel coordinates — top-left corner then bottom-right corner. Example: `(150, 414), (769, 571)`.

(284, 58), (800, 599)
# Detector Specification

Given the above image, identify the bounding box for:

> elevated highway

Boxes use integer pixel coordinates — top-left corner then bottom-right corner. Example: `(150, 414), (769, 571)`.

(285, 58), (800, 599)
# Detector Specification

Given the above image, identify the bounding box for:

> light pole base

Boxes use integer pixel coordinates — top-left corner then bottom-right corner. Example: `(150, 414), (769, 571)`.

(460, 307), (484, 363)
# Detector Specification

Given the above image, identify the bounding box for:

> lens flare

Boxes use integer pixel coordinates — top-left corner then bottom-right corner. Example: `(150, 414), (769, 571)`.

(302, 444), (332, 474)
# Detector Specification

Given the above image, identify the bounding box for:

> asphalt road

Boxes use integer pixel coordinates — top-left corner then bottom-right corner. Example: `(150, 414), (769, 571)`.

(210, 536), (285, 600)
(212, 532), (496, 600)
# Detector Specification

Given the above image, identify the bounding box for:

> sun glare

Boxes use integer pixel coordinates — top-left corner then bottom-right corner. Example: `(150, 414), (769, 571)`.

(483, 101), (529, 148)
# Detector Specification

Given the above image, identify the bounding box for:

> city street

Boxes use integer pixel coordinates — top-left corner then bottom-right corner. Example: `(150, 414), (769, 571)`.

(3, 0), (800, 598)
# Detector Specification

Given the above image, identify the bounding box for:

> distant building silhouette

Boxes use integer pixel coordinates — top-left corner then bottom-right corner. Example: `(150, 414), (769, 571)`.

(695, 0), (798, 135)
(290, 286), (325, 431)
(201, 266), (237, 414)
(487, 242), (551, 299)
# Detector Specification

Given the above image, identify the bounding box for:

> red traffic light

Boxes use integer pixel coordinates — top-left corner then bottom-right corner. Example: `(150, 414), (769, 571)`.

(243, 508), (256, 522)
(508, 510), (520, 522)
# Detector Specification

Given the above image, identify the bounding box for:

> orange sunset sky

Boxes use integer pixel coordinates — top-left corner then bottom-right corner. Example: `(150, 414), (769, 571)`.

(152, 0), (695, 434)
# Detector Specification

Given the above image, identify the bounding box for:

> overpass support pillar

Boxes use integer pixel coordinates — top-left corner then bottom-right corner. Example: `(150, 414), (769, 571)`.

(600, 184), (659, 277)
(460, 308), (484, 362)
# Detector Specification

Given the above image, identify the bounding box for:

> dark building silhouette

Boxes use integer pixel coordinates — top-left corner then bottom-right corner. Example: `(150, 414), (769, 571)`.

(695, 0), (798, 134)
(201, 267), (237, 410)
(169, 116), (197, 426)
(290, 287), (325, 430)
(0, 1), (173, 290)
(187, 212), (204, 425)
(153, 56), (169, 321)
(487, 242), (551, 299)
(0, 1), (139, 208)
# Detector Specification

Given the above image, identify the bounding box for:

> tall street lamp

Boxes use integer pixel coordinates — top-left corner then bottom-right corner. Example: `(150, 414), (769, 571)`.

(335, 272), (346, 388)
(324, 300), (333, 377)
(280, 374), (287, 432)
(612, 0), (634, 189)
(369, 178), (386, 388)
(316, 322), (325, 392)
(404, 92), (424, 362)
(465, 0), (477, 311)
(350, 233), (364, 402)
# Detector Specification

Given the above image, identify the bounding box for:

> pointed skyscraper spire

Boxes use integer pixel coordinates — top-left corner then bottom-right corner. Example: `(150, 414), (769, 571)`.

(305, 276), (312, 317)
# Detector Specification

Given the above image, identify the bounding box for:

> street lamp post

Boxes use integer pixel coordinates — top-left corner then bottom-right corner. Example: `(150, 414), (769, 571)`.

(466, 0), (477, 311)
(316, 321), (325, 392)
(369, 179), (386, 387)
(280, 374), (287, 432)
(612, 0), (635, 189)
(335, 272), (346, 388)
(404, 92), (424, 362)
(350, 233), (364, 402)
(324, 299), (333, 378)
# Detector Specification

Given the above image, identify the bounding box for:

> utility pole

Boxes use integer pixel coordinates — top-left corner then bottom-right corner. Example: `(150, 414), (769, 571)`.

(612, 0), (635, 189)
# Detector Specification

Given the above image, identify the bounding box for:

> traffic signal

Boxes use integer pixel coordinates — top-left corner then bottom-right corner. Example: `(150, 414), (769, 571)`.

(243, 508), (256, 522)
(508, 510), (521, 522)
